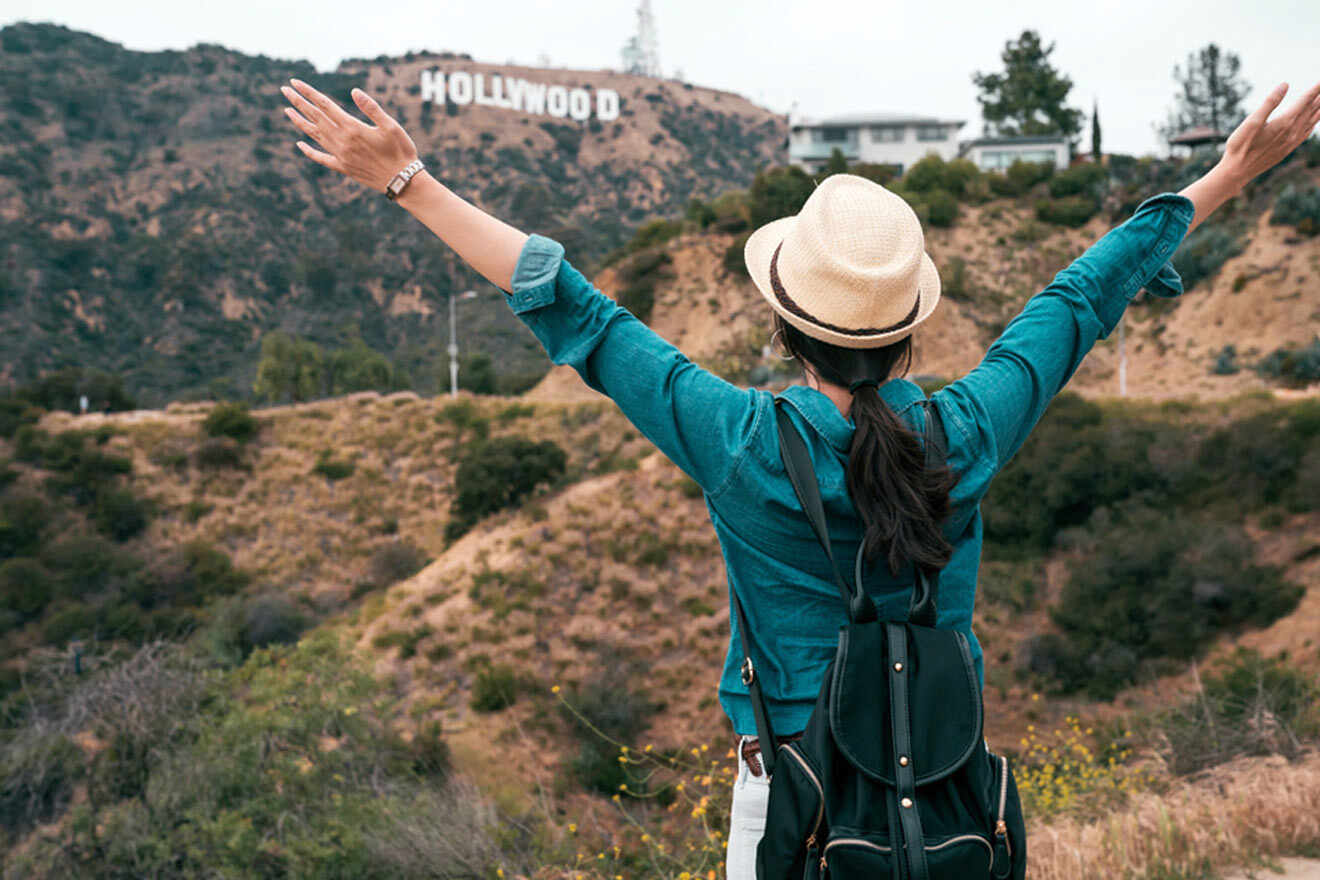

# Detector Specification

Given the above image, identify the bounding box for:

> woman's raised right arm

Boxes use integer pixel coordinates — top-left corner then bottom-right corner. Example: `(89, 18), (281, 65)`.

(934, 79), (1320, 478)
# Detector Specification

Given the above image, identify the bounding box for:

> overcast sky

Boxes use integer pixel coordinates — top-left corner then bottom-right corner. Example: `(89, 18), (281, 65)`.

(5, 0), (1319, 157)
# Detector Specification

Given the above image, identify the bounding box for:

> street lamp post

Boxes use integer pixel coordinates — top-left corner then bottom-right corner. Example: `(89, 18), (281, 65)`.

(448, 290), (478, 398)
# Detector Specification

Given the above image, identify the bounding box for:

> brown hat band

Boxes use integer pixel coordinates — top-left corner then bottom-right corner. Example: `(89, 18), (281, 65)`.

(769, 241), (921, 337)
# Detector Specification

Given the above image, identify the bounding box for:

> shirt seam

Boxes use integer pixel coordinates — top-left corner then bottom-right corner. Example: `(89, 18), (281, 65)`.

(708, 388), (766, 500)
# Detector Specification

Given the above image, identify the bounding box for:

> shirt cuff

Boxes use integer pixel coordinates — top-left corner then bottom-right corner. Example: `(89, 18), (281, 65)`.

(1132, 192), (1196, 299)
(506, 234), (565, 314)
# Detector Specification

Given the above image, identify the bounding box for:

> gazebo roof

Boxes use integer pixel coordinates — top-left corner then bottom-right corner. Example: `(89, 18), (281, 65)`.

(1168, 125), (1228, 145)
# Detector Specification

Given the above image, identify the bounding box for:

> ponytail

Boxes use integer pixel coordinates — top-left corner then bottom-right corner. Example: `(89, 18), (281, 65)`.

(773, 315), (957, 576)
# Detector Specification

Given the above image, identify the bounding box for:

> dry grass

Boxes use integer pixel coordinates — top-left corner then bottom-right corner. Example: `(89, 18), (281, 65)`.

(1029, 750), (1320, 879)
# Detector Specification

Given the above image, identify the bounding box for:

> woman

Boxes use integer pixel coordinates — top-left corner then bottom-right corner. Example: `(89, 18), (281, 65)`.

(280, 76), (1320, 875)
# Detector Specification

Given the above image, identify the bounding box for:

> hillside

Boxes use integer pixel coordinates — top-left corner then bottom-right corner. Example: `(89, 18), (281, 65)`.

(0, 22), (785, 405)
(530, 163), (1320, 404)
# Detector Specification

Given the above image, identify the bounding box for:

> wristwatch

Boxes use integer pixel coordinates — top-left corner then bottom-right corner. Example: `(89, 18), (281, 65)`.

(384, 159), (425, 201)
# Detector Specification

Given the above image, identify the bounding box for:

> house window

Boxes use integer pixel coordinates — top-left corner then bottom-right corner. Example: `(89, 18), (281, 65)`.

(869, 126), (904, 143)
(916, 126), (947, 141)
(820, 127), (851, 143)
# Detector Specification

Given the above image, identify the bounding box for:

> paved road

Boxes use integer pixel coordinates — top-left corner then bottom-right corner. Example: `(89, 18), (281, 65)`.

(1225, 859), (1320, 880)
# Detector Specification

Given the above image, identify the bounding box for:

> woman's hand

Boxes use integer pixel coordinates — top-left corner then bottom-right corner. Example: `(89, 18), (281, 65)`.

(1218, 80), (1320, 187)
(280, 78), (420, 194)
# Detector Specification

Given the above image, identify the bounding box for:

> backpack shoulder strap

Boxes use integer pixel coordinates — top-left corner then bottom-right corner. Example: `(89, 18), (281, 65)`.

(905, 398), (947, 628)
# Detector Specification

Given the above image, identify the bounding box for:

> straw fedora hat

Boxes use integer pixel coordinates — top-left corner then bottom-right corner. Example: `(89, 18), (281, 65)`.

(744, 173), (941, 349)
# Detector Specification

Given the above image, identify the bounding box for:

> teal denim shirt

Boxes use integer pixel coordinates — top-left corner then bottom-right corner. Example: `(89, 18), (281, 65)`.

(503, 191), (1195, 736)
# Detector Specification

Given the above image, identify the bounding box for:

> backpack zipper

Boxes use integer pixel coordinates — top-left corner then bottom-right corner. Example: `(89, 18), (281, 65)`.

(818, 834), (993, 876)
(778, 742), (825, 850)
(993, 752), (1013, 874)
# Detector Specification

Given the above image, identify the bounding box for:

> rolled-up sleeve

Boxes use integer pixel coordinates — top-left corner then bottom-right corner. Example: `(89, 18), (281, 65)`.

(503, 234), (761, 495)
(936, 191), (1195, 479)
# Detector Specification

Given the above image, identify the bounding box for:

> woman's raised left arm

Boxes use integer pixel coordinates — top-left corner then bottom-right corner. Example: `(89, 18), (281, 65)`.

(280, 79), (761, 494)
(281, 78), (527, 291)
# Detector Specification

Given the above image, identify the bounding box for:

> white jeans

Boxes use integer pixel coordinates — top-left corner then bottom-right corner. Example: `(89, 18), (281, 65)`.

(726, 734), (771, 879)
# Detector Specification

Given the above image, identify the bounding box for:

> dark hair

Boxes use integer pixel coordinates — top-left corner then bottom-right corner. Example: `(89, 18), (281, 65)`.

(773, 313), (957, 577)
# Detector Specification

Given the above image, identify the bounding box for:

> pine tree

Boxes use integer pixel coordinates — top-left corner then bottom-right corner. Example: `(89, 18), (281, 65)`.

(971, 30), (1084, 144)
(1159, 43), (1249, 139)
(1091, 99), (1102, 162)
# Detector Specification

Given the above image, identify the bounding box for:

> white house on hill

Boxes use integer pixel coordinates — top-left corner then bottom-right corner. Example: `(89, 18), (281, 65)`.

(788, 112), (966, 176)
(963, 135), (1071, 171)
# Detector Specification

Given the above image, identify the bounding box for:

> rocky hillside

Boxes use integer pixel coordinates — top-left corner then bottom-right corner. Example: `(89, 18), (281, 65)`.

(0, 22), (785, 405)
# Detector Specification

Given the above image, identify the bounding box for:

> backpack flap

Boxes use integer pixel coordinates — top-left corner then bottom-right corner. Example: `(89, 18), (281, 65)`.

(828, 621), (983, 785)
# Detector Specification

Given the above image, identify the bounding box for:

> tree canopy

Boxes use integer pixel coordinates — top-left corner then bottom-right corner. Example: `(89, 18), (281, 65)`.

(1159, 43), (1250, 140)
(972, 30), (1084, 143)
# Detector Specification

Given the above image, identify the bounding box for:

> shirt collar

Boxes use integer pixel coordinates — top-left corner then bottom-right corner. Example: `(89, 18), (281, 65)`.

(777, 378), (927, 453)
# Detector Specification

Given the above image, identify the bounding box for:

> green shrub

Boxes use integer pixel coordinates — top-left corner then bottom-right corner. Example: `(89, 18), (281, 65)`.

(723, 231), (752, 278)
(748, 165), (814, 227)
(613, 248), (675, 324)
(366, 539), (429, 588)
(1033, 505), (1303, 699)
(470, 664), (520, 712)
(1269, 183), (1320, 234)
(1035, 195), (1099, 227)
(42, 602), (99, 643)
(1145, 648), (1320, 776)
(940, 158), (982, 199)
(1172, 222), (1247, 291)
(1210, 344), (1241, 375)
(202, 401), (259, 443)
(941, 257), (971, 301)
(1194, 401), (1320, 511)
(242, 594), (308, 650)
(93, 486), (151, 541)
(902, 153), (947, 193)
(446, 436), (566, 540)
(559, 654), (657, 794)
(1255, 337), (1320, 386)
(924, 189), (959, 227)
(986, 171), (1020, 197)
(0, 734), (82, 834)
(849, 162), (900, 187)
(40, 533), (135, 599)
(372, 624), (432, 659)
(312, 451), (355, 480)
(628, 217), (683, 252)
(1047, 162), (1108, 199)
(0, 556), (52, 617)
(0, 490), (51, 558)
(1006, 158), (1055, 192)
(193, 436), (245, 470)
(0, 397), (41, 439)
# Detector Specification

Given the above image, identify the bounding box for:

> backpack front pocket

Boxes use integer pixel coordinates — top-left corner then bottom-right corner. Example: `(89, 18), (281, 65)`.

(821, 829), (994, 878)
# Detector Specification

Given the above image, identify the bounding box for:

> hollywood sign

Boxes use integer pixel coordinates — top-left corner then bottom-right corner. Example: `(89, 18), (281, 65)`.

(420, 70), (621, 122)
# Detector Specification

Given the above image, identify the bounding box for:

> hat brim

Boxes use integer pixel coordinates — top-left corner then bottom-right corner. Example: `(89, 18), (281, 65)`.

(743, 215), (942, 349)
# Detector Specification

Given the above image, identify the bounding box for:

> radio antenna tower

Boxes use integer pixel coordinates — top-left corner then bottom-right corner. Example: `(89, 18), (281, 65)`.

(620, 0), (661, 77)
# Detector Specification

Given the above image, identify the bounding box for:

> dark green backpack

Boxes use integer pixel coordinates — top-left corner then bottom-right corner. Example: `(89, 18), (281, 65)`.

(731, 396), (1027, 880)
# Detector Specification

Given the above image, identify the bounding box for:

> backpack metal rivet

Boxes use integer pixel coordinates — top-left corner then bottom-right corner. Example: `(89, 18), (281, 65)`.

(899, 755), (909, 766)
(900, 797), (913, 808)
(893, 661), (904, 672)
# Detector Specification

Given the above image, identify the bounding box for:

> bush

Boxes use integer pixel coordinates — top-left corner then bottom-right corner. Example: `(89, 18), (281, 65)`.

(0, 397), (40, 439)
(613, 249), (674, 325)
(193, 436), (245, 470)
(1269, 183), (1320, 235)
(902, 154), (947, 193)
(1172, 222), (1247, 291)
(940, 158), (982, 199)
(1211, 344), (1241, 375)
(1006, 158), (1055, 192)
(1256, 338), (1320, 386)
(202, 401), (259, 442)
(366, 539), (429, 589)
(0, 490), (51, 558)
(849, 162), (900, 187)
(312, 451), (355, 480)
(40, 533), (135, 599)
(447, 436), (566, 539)
(0, 557), (52, 618)
(1035, 195), (1099, 227)
(924, 189), (959, 227)
(93, 486), (151, 541)
(1147, 648), (1320, 776)
(559, 653), (658, 794)
(470, 664), (520, 712)
(1048, 163), (1108, 199)
(1037, 505), (1303, 699)
(242, 594), (308, 650)
(627, 217), (683, 252)
(723, 231), (752, 278)
(748, 165), (814, 227)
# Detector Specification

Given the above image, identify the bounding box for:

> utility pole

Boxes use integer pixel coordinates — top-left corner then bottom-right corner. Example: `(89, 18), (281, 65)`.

(448, 290), (477, 398)
(1117, 315), (1127, 397)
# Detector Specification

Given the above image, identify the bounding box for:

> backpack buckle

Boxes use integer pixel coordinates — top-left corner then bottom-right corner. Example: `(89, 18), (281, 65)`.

(740, 657), (755, 686)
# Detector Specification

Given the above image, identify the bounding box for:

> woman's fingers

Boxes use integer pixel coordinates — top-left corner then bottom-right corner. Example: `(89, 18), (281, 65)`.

(283, 105), (317, 139)
(1246, 82), (1289, 128)
(351, 87), (394, 130)
(295, 140), (345, 173)
(289, 77), (356, 129)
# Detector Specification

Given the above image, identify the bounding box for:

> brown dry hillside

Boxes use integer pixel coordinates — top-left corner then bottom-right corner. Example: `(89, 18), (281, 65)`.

(530, 165), (1320, 405)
